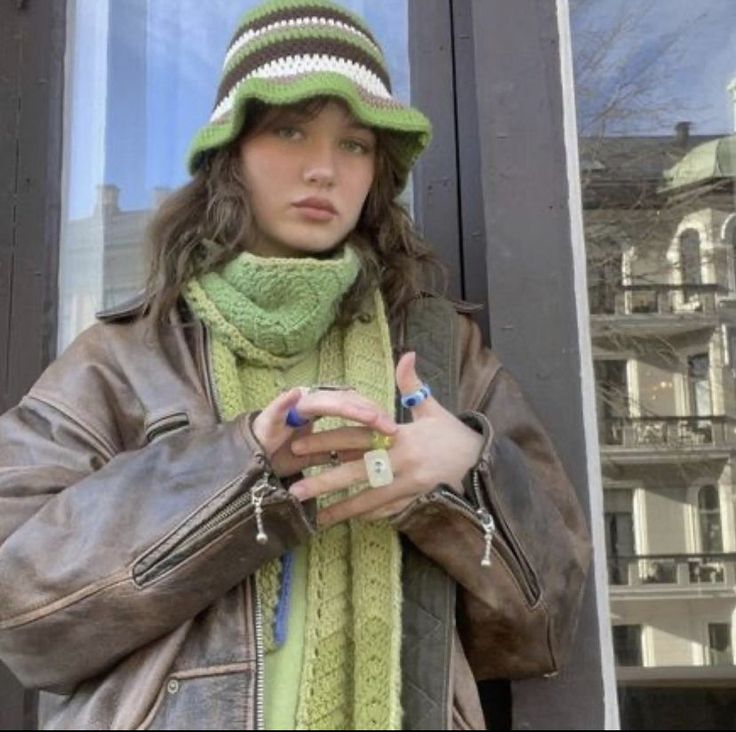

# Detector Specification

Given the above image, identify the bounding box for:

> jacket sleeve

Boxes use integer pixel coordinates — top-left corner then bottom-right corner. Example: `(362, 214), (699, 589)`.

(389, 312), (593, 681)
(0, 334), (315, 693)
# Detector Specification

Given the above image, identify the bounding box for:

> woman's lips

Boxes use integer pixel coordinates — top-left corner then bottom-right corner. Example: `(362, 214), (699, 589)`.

(293, 204), (337, 221)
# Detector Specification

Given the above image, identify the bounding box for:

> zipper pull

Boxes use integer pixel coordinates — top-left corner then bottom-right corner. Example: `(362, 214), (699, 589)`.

(470, 465), (495, 568)
(477, 508), (495, 568)
(252, 472), (272, 544)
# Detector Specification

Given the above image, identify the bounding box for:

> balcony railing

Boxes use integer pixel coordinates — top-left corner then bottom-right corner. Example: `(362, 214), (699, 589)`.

(590, 283), (724, 316)
(600, 415), (735, 448)
(608, 553), (736, 587)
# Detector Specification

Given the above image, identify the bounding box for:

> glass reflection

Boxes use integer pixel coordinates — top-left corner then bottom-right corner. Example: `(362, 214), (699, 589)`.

(58, 0), (412, 351)
(571, 0), (736, 728)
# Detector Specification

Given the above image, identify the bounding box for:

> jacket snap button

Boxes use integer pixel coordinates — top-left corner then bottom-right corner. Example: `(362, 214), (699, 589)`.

(167, 678), (180, 694)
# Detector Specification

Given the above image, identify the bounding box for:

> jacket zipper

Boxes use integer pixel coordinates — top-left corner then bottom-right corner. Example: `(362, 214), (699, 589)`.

(459, 408), (540, 601)
(253, 573), (266, 731)
(473, 459), (541, 604)
(133, 473), (278, 586)
(199, 319), (266, 730)
(437, 486), (496, 569)
(439, 471), (539, 606)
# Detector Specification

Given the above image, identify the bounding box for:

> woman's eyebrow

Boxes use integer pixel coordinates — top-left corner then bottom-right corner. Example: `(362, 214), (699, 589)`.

(273, 112), (375, 135)
(345, 121), (376, 135)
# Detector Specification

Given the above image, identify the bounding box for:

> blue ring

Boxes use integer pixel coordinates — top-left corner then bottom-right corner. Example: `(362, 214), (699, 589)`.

(401, 383), (431, 409)
(285, 407), (310, 428)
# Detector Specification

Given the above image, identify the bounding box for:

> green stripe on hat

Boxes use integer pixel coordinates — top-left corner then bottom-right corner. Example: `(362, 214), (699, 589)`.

(237, 0), (376, 42)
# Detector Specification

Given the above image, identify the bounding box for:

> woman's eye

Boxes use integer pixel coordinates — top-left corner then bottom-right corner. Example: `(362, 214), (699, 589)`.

(275, 126), (301, 139)
(343, 139), (373, 154)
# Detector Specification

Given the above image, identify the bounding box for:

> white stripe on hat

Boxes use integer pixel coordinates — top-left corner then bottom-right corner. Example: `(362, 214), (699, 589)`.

(223, 16), (382, 72)
(210, 54), (391, 122)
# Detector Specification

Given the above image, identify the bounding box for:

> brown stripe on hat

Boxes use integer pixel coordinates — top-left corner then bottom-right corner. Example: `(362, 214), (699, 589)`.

(215, 36), (392, 110)
(226, 4), (382, 57)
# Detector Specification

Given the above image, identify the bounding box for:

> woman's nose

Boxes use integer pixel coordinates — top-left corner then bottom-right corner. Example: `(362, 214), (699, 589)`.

(303, 140), (337, 186)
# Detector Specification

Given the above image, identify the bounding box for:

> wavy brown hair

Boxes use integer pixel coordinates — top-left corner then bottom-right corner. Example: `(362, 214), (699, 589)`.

(142, 95), (449, 328)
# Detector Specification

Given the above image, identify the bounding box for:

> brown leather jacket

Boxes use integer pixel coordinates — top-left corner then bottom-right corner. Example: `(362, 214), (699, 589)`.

(0, 292), (592, 730)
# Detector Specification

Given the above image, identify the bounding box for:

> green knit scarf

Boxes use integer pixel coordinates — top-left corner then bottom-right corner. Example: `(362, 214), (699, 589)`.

(183, 243), (402, 729)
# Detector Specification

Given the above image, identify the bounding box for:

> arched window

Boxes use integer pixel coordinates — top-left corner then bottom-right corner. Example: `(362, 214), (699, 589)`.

(698, 485), (723, 553)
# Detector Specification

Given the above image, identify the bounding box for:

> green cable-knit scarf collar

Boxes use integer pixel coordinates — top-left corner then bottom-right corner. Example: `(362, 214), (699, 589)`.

(185, 242), (362, 366)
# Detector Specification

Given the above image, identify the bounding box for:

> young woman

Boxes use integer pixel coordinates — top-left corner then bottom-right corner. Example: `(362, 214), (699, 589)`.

(0, 1), (592, 729)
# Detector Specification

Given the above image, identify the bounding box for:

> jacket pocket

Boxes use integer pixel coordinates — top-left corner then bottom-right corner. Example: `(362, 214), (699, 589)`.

(138, 663), (256, 730)
(145, 411), (191, 444)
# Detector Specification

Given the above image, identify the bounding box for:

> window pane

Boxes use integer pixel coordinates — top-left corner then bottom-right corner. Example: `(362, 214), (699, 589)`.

(604, 488), (635, 585)
(571, 0), (736, 727)
(58, 0), (413, 351)
(698, 486), (724, 554)
(595, 359), (630, 444)
(688, 353), (712, 417)
(680, 230), (703, 289)
(613, 625), (643, 667)
(707, 623), (733, 666)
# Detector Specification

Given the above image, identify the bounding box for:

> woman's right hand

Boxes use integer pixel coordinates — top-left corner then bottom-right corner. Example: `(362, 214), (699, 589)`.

(250, 387), (398, 479)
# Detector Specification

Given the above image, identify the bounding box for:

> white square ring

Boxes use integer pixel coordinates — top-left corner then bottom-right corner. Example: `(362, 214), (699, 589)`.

(364, 448), (394, 488)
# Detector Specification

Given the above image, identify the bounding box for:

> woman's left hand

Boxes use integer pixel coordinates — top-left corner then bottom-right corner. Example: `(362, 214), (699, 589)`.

(288, 351), (485, 528)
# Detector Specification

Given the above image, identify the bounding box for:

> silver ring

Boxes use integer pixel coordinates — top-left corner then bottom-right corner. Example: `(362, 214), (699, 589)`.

(329, 450), (340, 468)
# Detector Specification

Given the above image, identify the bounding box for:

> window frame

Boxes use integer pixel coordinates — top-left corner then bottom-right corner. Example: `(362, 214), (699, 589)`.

(0, 1), (66, 726)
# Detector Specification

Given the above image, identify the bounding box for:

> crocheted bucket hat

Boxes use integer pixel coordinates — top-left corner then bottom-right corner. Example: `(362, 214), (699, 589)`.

(186, 0), (432, 191)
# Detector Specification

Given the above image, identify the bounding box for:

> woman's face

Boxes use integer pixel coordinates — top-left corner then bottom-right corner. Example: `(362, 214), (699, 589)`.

(238, 100), (377, 258)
